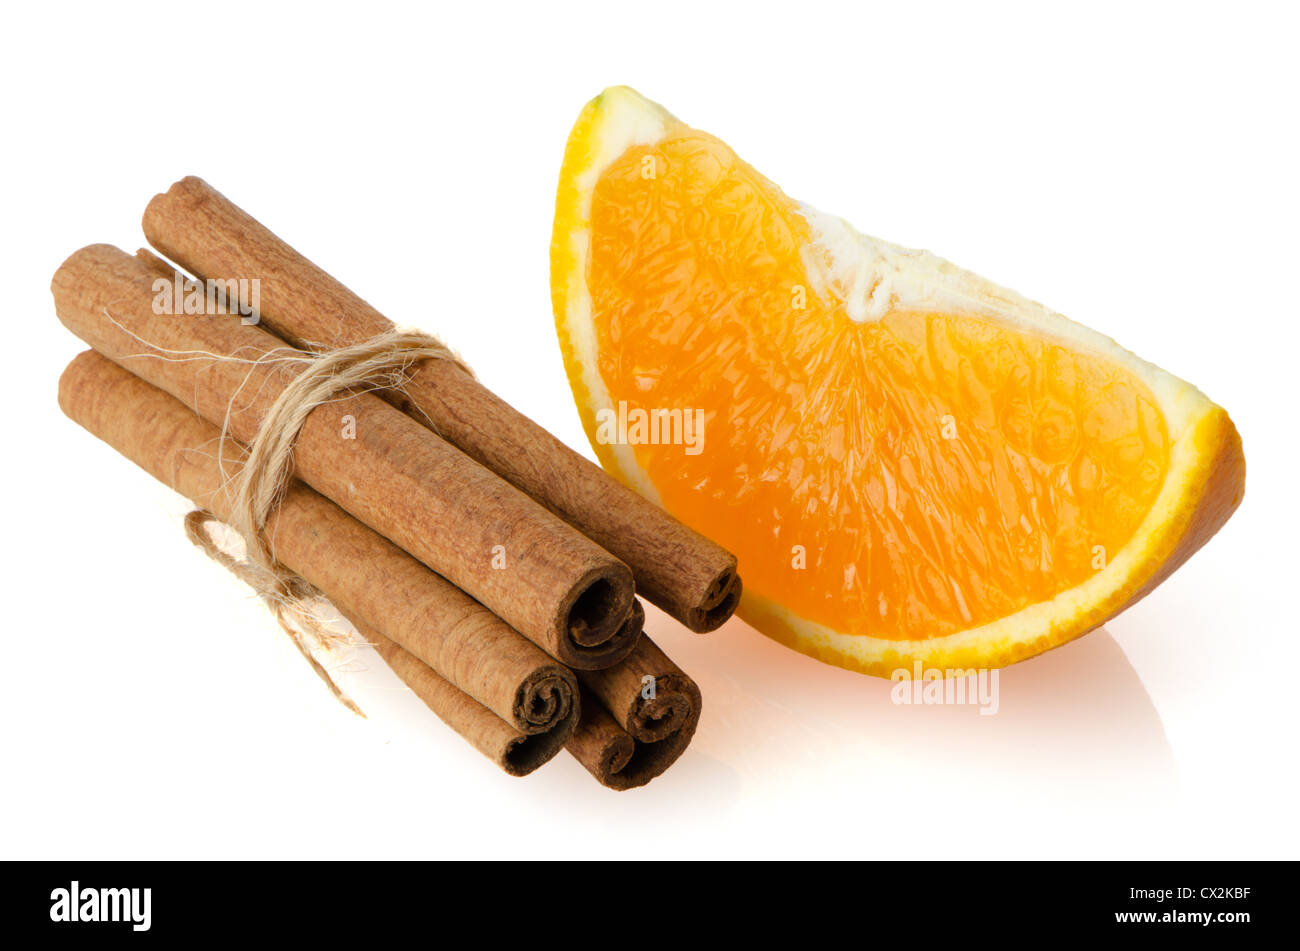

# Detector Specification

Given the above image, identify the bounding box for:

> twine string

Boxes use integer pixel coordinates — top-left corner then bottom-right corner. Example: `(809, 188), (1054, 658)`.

(174, 328), (474, 716)
(184, 510), (368, 716)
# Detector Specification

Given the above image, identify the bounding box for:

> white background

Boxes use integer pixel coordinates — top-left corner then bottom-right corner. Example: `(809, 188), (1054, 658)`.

(2, 1), (1296, 859)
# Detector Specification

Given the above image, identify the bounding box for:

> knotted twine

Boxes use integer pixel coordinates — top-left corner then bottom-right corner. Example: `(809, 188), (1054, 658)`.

(180, 329), (474, 716)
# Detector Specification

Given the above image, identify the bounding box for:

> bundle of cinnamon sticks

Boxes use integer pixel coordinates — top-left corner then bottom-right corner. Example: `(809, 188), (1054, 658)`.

(52, 178), (740, 790)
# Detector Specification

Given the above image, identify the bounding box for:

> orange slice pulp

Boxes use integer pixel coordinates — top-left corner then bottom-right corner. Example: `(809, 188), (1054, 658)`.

(551, 87), (1244, 675)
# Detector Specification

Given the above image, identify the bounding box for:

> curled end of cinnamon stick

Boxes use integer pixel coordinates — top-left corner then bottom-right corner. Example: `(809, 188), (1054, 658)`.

(557, 572), (642, 669)
(365, 622), (578, 778)
(624, 669), (698, 743)
(500, 728), (577, 778)
(564, 564), (633, 647)
(686, 566), (743, 633)
(513, 665), (579, 735)
(566, 705), (637, 784)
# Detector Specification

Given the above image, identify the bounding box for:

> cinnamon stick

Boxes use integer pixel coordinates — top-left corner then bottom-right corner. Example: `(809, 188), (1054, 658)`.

(58, 350), (580, 772)
(142, 177), (742, 632)
(358, 617), (574, 777)
(565, 629), (703, 790)
(51, 245), (638, 669)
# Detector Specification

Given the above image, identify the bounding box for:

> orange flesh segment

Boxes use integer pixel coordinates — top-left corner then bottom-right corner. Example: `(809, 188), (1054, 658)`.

(587, 131), (1170, 642)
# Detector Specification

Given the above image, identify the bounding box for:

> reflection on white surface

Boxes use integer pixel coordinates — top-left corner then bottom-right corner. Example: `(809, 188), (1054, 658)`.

(630, 606), (1174, 807)
(348, 600), (1175, 838)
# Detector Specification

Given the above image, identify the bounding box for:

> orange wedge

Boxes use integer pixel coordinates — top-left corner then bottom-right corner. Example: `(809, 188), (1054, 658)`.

(550, 86), (1244, 676)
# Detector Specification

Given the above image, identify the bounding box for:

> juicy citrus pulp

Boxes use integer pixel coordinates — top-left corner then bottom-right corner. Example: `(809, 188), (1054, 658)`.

(552, 86), (1244, 674)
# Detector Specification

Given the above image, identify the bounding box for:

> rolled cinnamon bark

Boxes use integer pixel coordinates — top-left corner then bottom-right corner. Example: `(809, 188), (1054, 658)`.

(58, 350), (581, 760)
(52, 245), (637, 669)
(142, 177), (742, 632)
(358, 618), (573, 777)
(565, 629), (703, 790)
